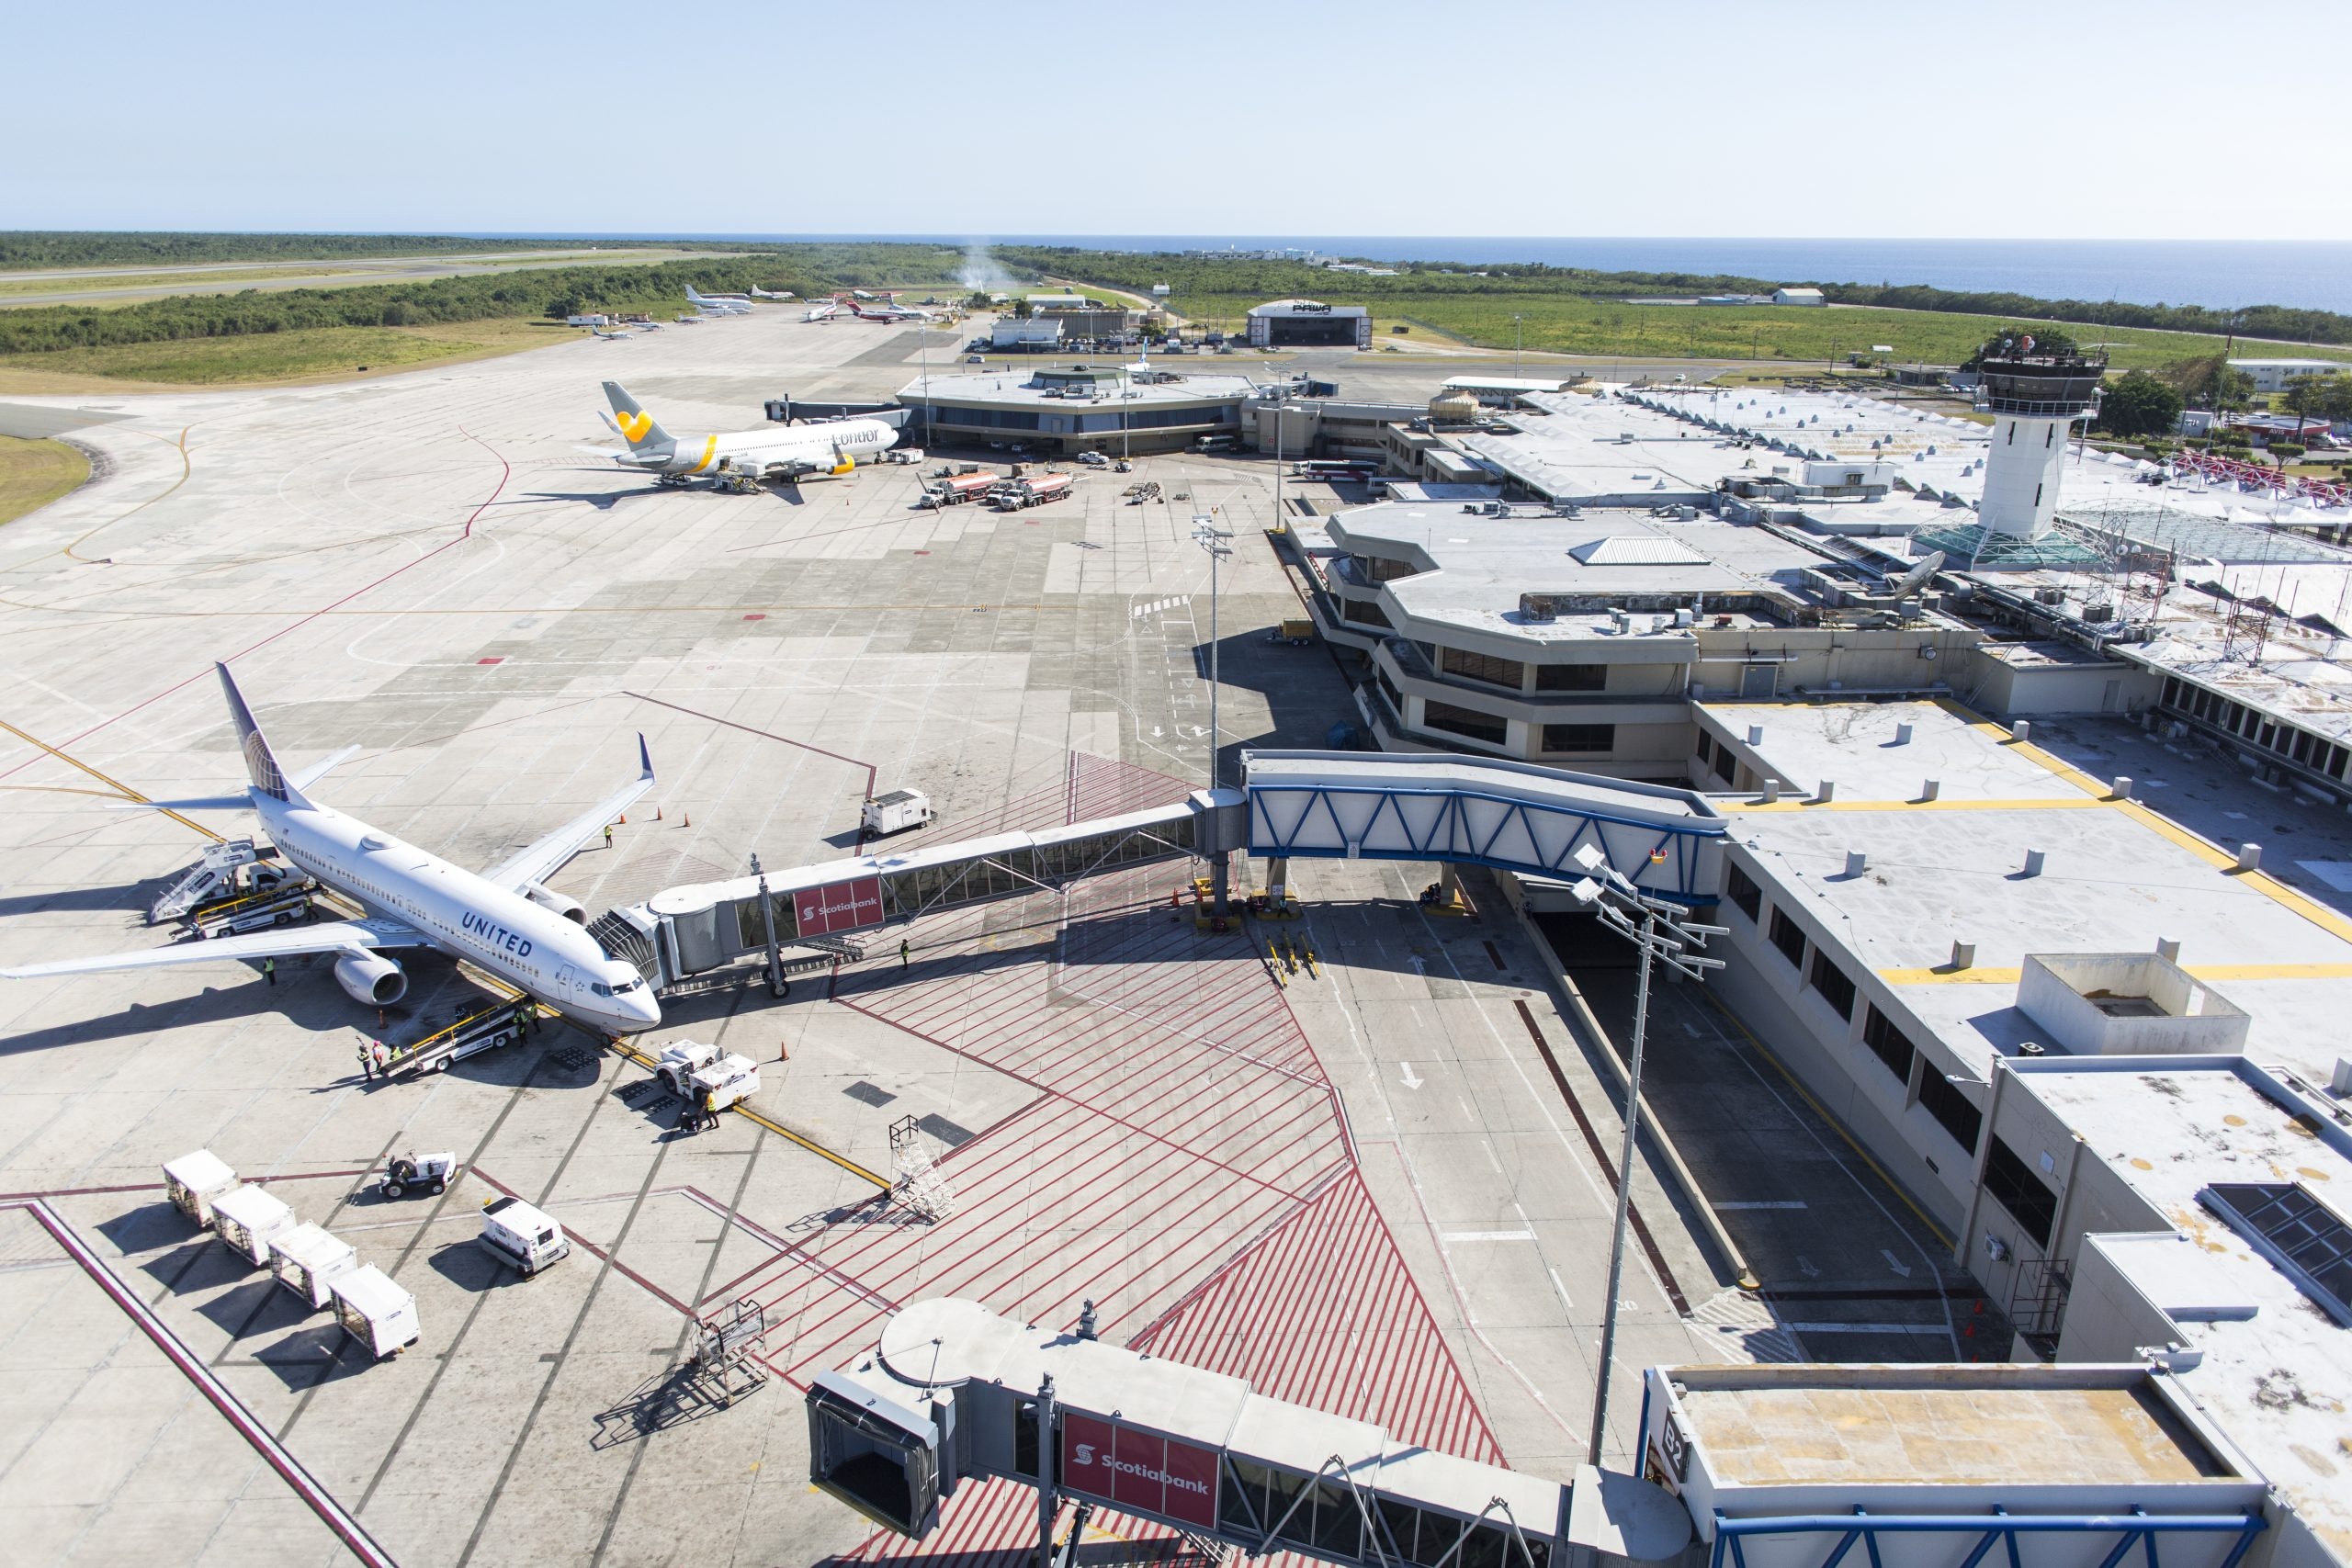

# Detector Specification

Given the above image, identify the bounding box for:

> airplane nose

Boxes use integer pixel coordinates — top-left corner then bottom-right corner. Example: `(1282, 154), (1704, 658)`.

(627, 992), (662, 1032)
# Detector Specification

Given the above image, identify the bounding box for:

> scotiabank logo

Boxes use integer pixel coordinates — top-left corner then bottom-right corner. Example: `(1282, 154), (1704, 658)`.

(1062, 1412), (1217, 1530)
(794, 874), (884, 937)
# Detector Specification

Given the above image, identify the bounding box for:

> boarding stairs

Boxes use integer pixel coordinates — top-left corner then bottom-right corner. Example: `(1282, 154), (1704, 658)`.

(888, 1116), (957, 1224)
(692, 1297), (776, 1406)
(152, 838), (288, 924)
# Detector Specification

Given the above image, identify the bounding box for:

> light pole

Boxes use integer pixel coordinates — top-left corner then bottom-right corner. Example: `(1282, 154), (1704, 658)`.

(1565, 840), (1724, 1467)
(1193, 517), (1233, 789)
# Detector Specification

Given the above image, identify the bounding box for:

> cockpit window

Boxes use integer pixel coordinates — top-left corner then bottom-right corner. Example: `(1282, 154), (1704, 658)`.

(591, 982), (612, 997)
(611, 977), (642, 994)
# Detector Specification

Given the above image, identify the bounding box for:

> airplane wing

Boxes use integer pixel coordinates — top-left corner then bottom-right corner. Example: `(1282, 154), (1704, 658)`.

(476, 735), (655, 893)
(2, 916), (428, 980)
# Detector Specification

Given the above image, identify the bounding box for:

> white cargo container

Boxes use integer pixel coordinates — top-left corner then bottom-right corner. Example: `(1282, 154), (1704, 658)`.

(329, 1266), (419, 1360)
(861, 789), (934, 838)
(479, 1195), (570, 1278)
(211, 1184), (298, 1267)
(162, 1149), (239, 1226)
(269, 1223), (359, 1308)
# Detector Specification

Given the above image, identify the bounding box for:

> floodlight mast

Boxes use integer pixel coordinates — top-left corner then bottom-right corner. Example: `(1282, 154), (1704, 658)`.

(1568, 841), (1724, 1468)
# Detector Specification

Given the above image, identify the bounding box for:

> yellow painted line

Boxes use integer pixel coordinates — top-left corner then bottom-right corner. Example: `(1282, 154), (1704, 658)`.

(1880, 962), (2352, 987)
(1728, 796), (2101, 814)
(0, 716), (224, 843)
(611, 1040), (891, 1190)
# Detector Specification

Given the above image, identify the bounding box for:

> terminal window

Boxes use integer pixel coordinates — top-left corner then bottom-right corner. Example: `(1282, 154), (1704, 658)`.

(1542, 724), (1613, 754)
(1767, 907), (1806, 968)
(1807, 950), (1857, 1020)
(1984, 1135), (2060, 1247)
(1722, 863), (1761, 922)
(1424, 700), (1509, 747)
(1861, 1005), (1917, 1084)
(1441, 647), (1526, 690)
(1535, 662), (1608, 693)
(1917, 1069), (1984, 1156)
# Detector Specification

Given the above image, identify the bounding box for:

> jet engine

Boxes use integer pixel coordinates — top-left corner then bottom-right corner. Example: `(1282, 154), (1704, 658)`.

(523, 883), (588, 924)
(334, 951), (408, 1006)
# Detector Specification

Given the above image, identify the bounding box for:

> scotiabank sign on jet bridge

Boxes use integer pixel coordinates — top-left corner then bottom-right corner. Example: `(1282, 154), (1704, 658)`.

(1061, 1412), (1218, 1530)
(795, 875), (884, 937)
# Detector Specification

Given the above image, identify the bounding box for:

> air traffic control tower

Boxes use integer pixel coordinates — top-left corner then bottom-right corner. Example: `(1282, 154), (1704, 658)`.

(1976, 340), (2105, 539)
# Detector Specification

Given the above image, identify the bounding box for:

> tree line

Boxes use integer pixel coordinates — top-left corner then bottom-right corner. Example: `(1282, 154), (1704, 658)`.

(0, 245), (978, 357)
(993, 246), (2352, 349)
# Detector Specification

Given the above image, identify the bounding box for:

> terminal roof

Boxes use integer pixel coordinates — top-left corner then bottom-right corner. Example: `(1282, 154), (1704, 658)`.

(2011, 1057), (2352, 1558)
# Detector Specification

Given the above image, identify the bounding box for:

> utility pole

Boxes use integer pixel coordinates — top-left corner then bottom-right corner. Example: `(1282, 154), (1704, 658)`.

(1193, 518), (1234, 789)
(1564, 843), (1724, 1468)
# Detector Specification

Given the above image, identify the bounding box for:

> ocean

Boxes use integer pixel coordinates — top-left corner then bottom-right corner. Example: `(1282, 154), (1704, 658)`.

(552, 234), (2352, 317)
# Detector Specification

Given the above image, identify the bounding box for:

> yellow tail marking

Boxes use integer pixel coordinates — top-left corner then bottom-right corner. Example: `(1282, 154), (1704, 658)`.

(616, 409), (653, 443)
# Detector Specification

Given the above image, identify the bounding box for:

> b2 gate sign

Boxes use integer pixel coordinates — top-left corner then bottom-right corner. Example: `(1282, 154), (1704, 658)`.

(795, 875), (884, 937)
(1061, 1411), (1218, 1530)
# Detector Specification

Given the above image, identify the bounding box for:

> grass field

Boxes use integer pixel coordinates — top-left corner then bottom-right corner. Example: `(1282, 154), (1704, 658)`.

(1151, 289), (2352, 374)
(0, 435), (90, 525)
(0, 264), (377, 300)
(0, 317), (571, 393)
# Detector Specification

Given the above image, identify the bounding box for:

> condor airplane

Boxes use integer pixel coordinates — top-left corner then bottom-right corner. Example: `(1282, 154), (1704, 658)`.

(843, 293), (935, 323)
(1, 667), (662, 1036)
(598, 381), (897, 485)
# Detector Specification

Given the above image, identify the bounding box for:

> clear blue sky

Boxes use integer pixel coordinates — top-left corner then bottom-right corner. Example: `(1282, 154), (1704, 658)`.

(11, 0), (2346, 241)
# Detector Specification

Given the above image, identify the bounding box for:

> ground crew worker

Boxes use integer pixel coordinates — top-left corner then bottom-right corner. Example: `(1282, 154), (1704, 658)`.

(263, 956), (276, 987)
(702, 1089), (721, 1132)
(357, 1040), (374, 1080)
(899, 937), (910, 971)
(603, 823), (614, 849)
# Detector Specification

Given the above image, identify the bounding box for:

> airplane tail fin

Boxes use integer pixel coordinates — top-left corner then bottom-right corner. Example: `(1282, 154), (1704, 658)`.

(603, 382), (677, 457)
(216, 662), (307, 806)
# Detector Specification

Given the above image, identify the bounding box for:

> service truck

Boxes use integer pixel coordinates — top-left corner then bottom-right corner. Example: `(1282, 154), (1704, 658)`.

(991, 471), (1072, 510)
(862, 788), (934, 837)
(651, 1041), (763, 1112)
(479, 1195), (569, 1278)
(163, 1148), (239, 1226)
(331, 1266), (420, 1360)
(926, 471), (997, 508)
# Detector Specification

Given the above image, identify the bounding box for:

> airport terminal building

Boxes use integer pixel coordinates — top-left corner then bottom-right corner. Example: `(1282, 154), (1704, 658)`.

(899, 367), (1255, 457)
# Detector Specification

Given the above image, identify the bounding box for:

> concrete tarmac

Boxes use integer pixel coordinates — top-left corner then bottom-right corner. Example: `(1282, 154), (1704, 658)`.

(0, 310), (1758, 1566)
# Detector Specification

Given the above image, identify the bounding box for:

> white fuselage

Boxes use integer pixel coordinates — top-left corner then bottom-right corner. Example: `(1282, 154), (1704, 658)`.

(254, 792), (658, 1034)
(640, 418), (898, 480)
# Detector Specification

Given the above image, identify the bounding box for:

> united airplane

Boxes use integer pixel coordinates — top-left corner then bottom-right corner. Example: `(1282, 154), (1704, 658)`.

(1, 666), (662, 1035)
(598, 381), (897, 486)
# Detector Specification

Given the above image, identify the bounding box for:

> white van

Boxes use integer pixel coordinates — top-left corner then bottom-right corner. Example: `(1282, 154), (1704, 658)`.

(479, 1196), (570, 1278)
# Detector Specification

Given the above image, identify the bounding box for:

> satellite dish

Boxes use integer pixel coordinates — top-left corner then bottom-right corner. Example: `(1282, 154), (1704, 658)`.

(1888, 551), (1948, 599)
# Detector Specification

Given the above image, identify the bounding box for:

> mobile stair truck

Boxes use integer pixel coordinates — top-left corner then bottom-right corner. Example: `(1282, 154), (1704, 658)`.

(270, 1224), (359, 1309)
(163, 1148), (239, 1227)
(149, 838), (302, 925)
(479, 1195), (571, 1279)
(330, 1266), (420, 1361)
(211, 1184), (299, 1267)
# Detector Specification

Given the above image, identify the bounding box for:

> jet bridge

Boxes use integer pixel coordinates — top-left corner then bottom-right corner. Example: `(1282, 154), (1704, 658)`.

(589, 754), (1724, 991)
(807, 1297), (1692, 1566)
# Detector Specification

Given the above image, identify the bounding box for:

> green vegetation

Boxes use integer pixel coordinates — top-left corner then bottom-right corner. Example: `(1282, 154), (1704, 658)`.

(1001, 245), (2352, 352)
(2282, 373), (2352, 423)
(0, 231), (714, 270)
(0, 244), (974, 361)
(0, 320), (567, 387)
(0, 435), (90, 525)
(2154, 355), (2258, 412)
(1004, 247), (2352, 374)
(2097, 371), (2185, 438)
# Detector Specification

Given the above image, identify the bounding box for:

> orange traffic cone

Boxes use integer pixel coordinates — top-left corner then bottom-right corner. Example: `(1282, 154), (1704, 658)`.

(616, 813), (626, 825)
(655, 807), (662, 821)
